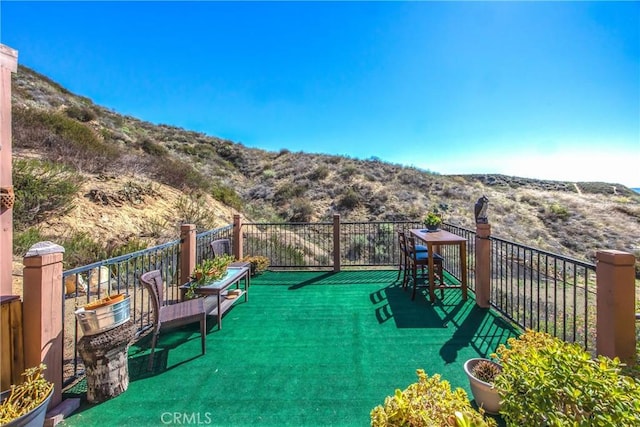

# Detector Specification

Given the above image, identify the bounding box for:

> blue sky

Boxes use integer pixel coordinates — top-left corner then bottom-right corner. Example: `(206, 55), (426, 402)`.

(2, 1), (639, 187)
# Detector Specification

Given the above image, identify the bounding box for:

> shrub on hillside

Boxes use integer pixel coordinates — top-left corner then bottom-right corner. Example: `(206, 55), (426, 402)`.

(211, 183), (243, 211)
(152, 157), (209, 191)
(308, 165), (330, 181)
(140, 137), (168, 157)
(337, 188), (360, 210)
(13, 107), (119, 172)
(288, 197), (314, 222)
(274, 183), (308, 204)
(65, 105), (97, 122)
(339, 164), (358, 179)
(174, 193), (218, 231)
(12, 159), (83, 231)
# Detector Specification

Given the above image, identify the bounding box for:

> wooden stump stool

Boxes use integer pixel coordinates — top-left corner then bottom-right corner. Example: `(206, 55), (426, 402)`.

(77, 320), (135, 403)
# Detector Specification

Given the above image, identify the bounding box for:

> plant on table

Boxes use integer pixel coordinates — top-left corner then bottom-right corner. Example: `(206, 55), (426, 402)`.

(370, 369), (496, 427)
(186, 254), (235, 299)
(423, 210), (442, 230)
(493, 329), (640, 426)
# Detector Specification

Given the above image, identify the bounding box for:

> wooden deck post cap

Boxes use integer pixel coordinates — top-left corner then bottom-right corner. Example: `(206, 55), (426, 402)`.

(596, 250), (635, 266)
(25, 241), (65, 257)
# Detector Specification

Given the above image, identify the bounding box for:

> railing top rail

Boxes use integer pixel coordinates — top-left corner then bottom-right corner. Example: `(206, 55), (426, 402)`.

(63, 238), (181, 277)
(196, 224), (233, 239)
(243, 220), (456, 226)
(490, 235), (596, 269)
(243, 221), (333, 226)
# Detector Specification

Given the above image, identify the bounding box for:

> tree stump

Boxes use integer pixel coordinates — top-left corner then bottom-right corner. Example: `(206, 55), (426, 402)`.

(77, 320), (135, 403)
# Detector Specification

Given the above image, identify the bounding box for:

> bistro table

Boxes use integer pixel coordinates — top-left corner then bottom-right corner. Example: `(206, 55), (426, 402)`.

(409, 228), (468, 303)
(180, 266), (250, 330)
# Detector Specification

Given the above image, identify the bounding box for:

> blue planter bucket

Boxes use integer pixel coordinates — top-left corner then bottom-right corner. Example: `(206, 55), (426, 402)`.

(0, 387), (52, 427)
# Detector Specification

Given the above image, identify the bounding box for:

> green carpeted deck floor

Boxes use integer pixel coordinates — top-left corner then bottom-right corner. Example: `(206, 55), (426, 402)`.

(62, 270), (519, 426)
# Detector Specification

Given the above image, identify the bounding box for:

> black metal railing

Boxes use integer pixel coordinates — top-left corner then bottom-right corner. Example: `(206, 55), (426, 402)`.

(59, 219), (602, 384)
(489, 237), (597, 353)
(441, 223), (477, 293)
(242, 221), (334, 268)
(61, 239), (181, 385)
(241, 220), (429, 269)
(195, 225), (234, 265)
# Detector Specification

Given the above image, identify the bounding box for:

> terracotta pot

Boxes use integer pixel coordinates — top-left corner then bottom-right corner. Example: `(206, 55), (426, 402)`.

(463, 358), (502, 415)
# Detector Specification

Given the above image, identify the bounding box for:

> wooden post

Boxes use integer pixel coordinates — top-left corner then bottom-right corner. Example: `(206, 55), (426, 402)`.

(22, 244), (64, 409)
(180, 224), (196, 289)
(0, 44), (18, 295)
(475, 223), (491, 308)
(233, 214), (243, 261)
(596, 250), (636, 366)
(333, 214), (341, 272)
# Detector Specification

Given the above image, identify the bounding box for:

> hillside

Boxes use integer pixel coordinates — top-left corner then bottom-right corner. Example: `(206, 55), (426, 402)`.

(10, 65), (640, 272)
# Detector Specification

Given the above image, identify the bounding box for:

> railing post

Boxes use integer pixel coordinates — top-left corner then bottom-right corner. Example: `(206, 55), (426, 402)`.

(596, 250), (636, 365)
(475, 223), (491, 308)
(180, 224), (196, 289)
(0, 44), (18, 295)
(22, 243), (64, 409)
(333, 214), (341, 272)
(233, 214), (243, 261)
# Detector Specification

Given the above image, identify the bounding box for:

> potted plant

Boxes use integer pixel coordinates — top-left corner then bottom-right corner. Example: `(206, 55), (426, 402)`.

(0, 364), (54, 427)
(423, 211), (442, 231)
(186, 254), (235, 299)
(463, 358), (502, 415)
(241, 255), (270, 276)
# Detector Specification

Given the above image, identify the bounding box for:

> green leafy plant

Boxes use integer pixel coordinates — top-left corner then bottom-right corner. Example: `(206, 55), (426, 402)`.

(370, 369), (496, 427)
(186, 255), (235, 299)
(0, 364), (53, 424)
(494, 329), (640, 426)
(423, 211), (442, 228)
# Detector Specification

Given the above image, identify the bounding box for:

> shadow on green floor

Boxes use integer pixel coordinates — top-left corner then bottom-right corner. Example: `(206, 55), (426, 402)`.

(62, 270), (520, 426)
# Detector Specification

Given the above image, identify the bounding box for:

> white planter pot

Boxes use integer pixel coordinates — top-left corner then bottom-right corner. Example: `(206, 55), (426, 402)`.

(463, 358), (502, 415)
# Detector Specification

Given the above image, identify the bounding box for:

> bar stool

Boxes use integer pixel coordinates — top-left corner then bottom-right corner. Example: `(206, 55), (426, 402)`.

(406, 236), (445, 301)
(397, 231), (427, 288)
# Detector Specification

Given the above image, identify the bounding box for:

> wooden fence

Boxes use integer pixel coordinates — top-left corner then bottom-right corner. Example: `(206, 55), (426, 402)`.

(1, 295), (24, 390)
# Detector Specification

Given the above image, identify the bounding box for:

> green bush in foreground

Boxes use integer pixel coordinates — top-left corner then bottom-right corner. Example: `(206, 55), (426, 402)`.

(494, 330), (640, 426)
(370, 369), (495, 427)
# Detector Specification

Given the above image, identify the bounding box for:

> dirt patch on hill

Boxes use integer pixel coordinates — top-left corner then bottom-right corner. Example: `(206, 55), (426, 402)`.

(11, 173), (237, 295)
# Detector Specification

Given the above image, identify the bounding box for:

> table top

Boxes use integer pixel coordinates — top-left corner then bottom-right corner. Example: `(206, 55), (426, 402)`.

(181, 266), (249, 293)
(409, 228), (467, 244)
